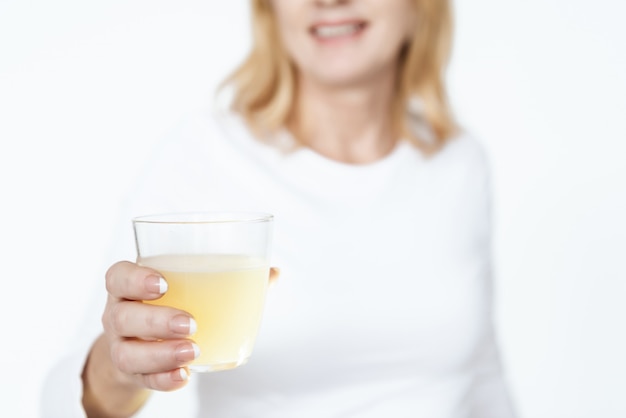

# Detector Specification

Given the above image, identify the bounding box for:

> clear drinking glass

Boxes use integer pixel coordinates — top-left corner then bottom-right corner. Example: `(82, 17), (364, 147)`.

(133, 212), (273, 372)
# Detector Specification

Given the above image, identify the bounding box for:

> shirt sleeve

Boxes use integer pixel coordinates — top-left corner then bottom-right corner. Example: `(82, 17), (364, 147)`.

(39, 283), (106, 417)
(469, 328), (517, 417)
(38, 113), (209, 417)
(465, 136), (517, 417)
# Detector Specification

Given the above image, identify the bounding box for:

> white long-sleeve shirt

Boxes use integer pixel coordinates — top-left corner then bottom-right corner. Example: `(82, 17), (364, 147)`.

(43, 108), (516, 417)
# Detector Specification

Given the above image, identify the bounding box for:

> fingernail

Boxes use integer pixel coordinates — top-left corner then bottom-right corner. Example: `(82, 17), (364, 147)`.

(192, 342), (200, 359)
(171, 315), (197, 336)
(174, 367), (189, 381)
(146, 275), (168, 294)
(175, 342), (201, 362)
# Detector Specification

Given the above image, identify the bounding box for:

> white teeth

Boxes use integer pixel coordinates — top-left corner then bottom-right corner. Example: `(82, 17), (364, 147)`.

(314, 24), (361, 39)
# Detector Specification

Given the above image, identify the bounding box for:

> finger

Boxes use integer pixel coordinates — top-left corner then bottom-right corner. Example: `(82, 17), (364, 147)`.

(110, 338), (200, 375)
(105, 301), (196, 339)
(138, 368), (191, 392)
(105, 261), (168, 301)
(269, 267), (280, 284)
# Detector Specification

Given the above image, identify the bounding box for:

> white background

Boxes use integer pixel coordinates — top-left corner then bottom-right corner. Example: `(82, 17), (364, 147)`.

(1, 1), (625, 417)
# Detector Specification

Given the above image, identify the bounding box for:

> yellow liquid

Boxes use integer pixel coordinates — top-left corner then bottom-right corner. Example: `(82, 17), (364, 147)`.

(139, 254), (269, 372)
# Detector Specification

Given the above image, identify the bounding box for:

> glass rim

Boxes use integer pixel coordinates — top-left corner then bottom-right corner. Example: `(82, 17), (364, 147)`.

(132, 211), (274, 225)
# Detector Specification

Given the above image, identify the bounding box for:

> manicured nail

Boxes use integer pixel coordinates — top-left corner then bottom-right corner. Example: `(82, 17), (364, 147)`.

(192, 342), (200, 359)
(171, 315), (196, 336)
(146, 275), (168, 294)
(175, 342), (200, 362)
(174, 367), (189, 381)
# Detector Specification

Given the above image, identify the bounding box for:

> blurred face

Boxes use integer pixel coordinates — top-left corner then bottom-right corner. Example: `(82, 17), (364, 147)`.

(270, 0), (416, 88)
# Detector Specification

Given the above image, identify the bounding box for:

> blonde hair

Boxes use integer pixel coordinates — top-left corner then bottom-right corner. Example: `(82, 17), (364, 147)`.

(223, 0), (458, 153)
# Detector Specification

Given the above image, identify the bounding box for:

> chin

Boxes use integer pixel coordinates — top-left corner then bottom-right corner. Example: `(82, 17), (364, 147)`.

(315, 71), (386, 88)
(305, 64), (385, 89)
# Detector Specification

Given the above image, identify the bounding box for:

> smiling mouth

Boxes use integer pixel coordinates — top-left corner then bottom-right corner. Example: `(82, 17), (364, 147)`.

(310, 21), (368, 40)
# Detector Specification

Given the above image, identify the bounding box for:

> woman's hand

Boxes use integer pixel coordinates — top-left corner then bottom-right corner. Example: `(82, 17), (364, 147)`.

(82, 262), (280, 417)
(82, 261), (198, 417)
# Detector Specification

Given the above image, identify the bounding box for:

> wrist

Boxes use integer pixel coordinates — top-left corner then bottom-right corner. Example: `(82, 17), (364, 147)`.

(82, 334), (150, 417)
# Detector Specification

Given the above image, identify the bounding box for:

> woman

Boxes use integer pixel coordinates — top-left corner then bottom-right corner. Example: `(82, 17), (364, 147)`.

(53, 0), (516, 416)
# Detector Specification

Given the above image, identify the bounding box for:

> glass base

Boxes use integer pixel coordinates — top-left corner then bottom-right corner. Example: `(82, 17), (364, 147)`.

(189, 357), (249, 373)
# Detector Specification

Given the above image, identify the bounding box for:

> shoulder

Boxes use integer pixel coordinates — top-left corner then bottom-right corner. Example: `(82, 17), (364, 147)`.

(125, 110), (246, 213)
(433, 131), (491, 173)
(423, 131), (494, 207)
(426, 131), (493, 189)
(144, 108), (256, 164)
(159, 107), (241, 146)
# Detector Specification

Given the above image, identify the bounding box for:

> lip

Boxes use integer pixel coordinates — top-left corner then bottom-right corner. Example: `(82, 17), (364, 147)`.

(309, 19), (369, 43)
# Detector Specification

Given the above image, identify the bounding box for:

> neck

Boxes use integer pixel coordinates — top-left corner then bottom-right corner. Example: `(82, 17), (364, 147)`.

(289, 71), (398, 164)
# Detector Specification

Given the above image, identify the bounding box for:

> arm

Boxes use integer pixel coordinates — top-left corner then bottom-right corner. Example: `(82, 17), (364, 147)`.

(82, 334), (152, 418)
(469, 328), (517, 418)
